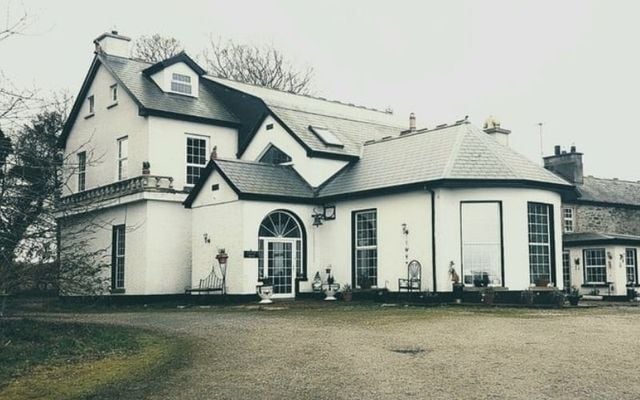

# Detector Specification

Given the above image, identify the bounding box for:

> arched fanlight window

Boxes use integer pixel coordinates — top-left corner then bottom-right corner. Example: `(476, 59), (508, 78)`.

(259, 211), (301, 238)
(258, 211), (305, 282)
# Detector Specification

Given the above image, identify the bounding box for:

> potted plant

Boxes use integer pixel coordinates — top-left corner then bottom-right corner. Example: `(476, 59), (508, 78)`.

(215, 248), (229, 264)
(342, 284), (353, 302)
(567, 286), (582, 306)
(482, 287), (496, 305)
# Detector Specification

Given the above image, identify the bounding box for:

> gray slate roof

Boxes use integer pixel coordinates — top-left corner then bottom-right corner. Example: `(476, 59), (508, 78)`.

(575, 176), (640, 207)
(564, 232), (640, 245)
(205, 76), (406, 157)
(100, 54), (239, 124)
(318, 122), (572, 197)
(214, 159), (314, 199)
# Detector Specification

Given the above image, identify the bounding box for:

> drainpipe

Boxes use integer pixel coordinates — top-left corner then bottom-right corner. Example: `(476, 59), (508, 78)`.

(426, 187), (437, 293)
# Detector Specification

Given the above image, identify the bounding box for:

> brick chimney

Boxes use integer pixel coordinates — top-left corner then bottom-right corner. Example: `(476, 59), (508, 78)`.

(543, 145), (584, 184)
(483, 115), (511, 146)
(93, 30), (131, 58)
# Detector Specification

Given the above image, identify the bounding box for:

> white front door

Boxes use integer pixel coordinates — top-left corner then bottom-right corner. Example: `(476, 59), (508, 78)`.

(264, 239), (295, 297)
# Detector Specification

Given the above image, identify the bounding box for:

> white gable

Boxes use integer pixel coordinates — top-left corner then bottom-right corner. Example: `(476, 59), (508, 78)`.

(149, 62), (200, 97)
(240, 115), (348, 187)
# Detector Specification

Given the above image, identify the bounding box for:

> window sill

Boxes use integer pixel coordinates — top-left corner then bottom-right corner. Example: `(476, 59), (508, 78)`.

(84, 113), (95, 120)
(296, 277), (308, 282)
(110, 288), (125, 294)
(107, 102), (118, 109)
(581, 284), (610, 288)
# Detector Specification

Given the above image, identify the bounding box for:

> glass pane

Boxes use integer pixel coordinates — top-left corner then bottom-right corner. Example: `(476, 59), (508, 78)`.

(268, 242), (292, 294)
(461, 203), (502, 286)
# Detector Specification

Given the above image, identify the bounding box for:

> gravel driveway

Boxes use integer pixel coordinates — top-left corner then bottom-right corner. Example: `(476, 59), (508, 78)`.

(44, 304), (640, 400)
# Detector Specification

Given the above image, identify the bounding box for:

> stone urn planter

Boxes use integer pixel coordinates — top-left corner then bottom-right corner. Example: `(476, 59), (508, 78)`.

(257, 279), (274, 304)
(323, 283), (340, 301)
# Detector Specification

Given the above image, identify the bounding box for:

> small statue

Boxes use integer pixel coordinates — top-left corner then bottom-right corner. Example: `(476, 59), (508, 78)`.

(449, 261), (460, 284)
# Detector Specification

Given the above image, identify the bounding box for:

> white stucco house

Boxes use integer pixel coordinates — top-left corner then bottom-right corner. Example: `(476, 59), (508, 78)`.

(58, 31), (578, 300)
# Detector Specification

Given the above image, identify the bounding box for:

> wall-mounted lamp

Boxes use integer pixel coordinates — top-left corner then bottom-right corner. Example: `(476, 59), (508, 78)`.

(312, 205), (336, 227)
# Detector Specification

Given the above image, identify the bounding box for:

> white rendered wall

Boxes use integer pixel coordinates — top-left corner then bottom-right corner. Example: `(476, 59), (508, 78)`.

(316, 190), (432, 292)
(147, 116), (238, 190)
(59, 202), (148, 295)
(63, 64), (149, 196)
(144, 200), (192, 294)
(190, 170), (243, 293)
(241, 115), (347, 187)
(434, 187), (564, 292)
(565, 245), (638, 296)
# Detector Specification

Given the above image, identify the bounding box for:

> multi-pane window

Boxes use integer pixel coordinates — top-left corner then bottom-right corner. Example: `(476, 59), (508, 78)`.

(259, 145), (292, 164)
(117, 137), (128, 180)
(627, 248), (638, 285)
(354, 210), (377, 288)
(563, 207), (574, 233)
(562, 250), (571, 291)
(461, 202), (503, 287)
(110, 84), (118, 103)
(528, 203), (553, 284)
(583, 248), (606, 284)
(77, 151), (86, 191)
(87, 95), (95, 114)
(171, 73), (192, 95)
(112, 225), (126, 290)
(186, 136), (207, 185)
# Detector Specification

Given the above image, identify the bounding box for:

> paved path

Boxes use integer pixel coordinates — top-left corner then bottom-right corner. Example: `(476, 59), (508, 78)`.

(40, 305), (640, 400)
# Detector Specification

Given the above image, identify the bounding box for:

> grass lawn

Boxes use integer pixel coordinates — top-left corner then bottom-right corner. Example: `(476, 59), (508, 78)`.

(0, 318), (190, 400)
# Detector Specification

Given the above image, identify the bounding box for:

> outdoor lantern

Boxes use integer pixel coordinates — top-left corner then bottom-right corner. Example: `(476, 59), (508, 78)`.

(312, 206), (325, 227)
(215, 249), (229, 295)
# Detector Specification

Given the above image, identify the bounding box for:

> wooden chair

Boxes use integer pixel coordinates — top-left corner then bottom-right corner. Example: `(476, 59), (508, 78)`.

(398, 260), (421, 292)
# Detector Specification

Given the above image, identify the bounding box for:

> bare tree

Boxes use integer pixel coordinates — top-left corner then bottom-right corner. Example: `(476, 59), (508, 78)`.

(202, 37), (314, 94)
(131, 34), (184, 63)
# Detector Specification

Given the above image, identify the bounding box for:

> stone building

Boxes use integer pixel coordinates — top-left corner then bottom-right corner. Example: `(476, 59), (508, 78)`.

(544, 146), (640, 297)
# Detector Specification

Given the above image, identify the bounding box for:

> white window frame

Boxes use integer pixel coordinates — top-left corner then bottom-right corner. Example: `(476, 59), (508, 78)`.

(112, 225), (126, 290)
(171, 73), (193, 95)
(117, 136), (128, 181)
(353, 209), (378, 288)
(527, 202), (553, 285)
(185, 134), (209, 186)
(626, 248), (638, 285)
(563, 207), (574, 233)
(77, 151), (86, 192)
(583, 248), (606, 285)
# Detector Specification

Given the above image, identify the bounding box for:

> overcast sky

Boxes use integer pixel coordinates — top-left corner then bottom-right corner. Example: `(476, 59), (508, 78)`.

(2, 0), (638, 180)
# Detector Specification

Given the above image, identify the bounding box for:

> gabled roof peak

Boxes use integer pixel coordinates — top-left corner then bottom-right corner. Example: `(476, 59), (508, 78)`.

(142, 51), (206, 76)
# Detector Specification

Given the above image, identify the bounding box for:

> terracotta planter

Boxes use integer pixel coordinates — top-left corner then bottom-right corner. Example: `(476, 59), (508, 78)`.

(342, 292), (353, 302)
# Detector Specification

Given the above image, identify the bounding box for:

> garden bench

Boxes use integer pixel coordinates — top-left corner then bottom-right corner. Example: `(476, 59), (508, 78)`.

(398, 260), (421, 292)
(185, 266), (224, 294)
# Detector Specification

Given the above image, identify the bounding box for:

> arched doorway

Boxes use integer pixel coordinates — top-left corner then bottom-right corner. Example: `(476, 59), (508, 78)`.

(258, 210), (305, 297)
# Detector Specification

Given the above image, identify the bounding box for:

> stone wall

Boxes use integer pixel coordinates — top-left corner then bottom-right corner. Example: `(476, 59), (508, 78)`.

(573, 204), (640, 235)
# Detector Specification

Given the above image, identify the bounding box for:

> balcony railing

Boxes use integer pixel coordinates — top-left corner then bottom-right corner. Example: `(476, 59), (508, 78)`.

(57, 175), (176, 208)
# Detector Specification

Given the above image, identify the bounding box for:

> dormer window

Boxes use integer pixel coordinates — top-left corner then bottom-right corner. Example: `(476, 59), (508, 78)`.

(259, 144), (292, 165)
(171, 73), (192, 95)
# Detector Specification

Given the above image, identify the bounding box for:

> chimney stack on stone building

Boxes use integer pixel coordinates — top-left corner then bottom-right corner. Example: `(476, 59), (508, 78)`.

(543, 145), (584, 184)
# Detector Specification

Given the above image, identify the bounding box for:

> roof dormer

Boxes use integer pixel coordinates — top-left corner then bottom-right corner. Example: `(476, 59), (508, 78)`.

(142, 52), (205, 98)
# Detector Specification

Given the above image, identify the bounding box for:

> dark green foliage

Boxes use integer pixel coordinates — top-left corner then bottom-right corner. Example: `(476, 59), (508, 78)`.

(0, 318), (142, 384)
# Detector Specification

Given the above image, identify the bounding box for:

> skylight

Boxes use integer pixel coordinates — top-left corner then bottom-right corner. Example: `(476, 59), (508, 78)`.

(309, 126), (344, 148)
